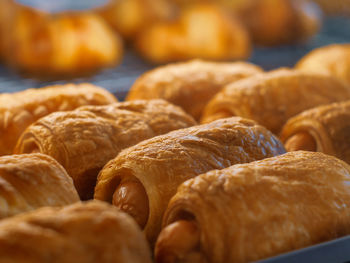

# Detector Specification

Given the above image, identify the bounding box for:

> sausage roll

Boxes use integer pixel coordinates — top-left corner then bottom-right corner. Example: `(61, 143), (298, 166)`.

(201, 69), (350, 134)
(156, 151), (350, 263)
(94, 117), (286, 244)
(0, 153), (79, 219)
(134, 4), (251, 64)
(296, 44), (350, 86)
(281, 100), (350, 164)
(0, 83), (117, 156)
(0, 201), (152, 263)
(126, 60), (263, 120)
(15, 100), (196, 200)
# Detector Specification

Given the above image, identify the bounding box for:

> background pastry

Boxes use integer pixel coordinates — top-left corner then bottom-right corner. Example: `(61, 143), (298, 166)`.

(157, 151), (350, 263)
(0, 83), (117, 156)
(15, 99), (196, 200)
(126, 60), (263, 120)
(0, 201), (152, 263)
(201, 69), (350, 134)
(0, 153), (79, 219)
(95, 117), (286, 244)
(296, 44), (350, 86)
(281, 100), (350, 164)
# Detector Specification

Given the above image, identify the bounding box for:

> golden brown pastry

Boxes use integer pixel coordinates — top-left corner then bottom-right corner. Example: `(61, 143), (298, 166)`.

(156, 151), (350, 263)
(94, 117), (286, 244)
(201, 69), (350, 134)
(0, 83), (117, 156)
(280, 100), (350, 164)
(0, 153), (79, 219)
(296, 44), (350, 86)
(15, 99), (196, 200)
(0, 200), (152, 263)
(1, 0), (122, 78)
(126, 60), (263, 120)
(134, 4), (251, 64)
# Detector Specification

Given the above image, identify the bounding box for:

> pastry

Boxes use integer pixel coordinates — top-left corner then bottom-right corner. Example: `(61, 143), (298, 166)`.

(14, 100), (196, 200)
(134, 4), (251, 64)
(201, 69), (350, 134)
(126, 60), (263, 120)
(0, 83), (117, 156)
(94, 117), (286, 244)
(296, 44), (350, 86)
(281, 100), (350, 164)
(0, 201), (151, 263)
(1, 0), (122, 78)
(156, 151), (350, 263)
(0, 153), (79, 219)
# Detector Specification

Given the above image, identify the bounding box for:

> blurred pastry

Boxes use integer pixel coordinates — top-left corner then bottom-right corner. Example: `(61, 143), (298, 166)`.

(0, 153), (79, 219)
(0, 83), (117, 156)
(201, 69), (350, 134)
(126, 60), (263, 120)
(1, 0), (122, 78)
(134, 4), (251, 64)
(156, 151), (350, 263)
(281, 100), (350, 164)
(15, 100), (196, 200)
(296, 44), (350, 86)
(312, 0), (350, 15)
(0, 201), (152, 263)
(94, 117), (286, 244)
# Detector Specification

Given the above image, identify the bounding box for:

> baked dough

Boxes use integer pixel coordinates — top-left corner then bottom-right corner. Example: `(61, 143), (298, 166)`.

(280, 100), (350, 164)
(0, 200), (152, 263)
(0, 153), (79, 219)
(296, 44), (350, 86)
(157, 151), (350, 263)
(14, 99), (196, 200)
(126, 60), (263, 120)
(201, 69), (350, 134)
(94, 117), (286, 244)
(0, 83), (117, 156)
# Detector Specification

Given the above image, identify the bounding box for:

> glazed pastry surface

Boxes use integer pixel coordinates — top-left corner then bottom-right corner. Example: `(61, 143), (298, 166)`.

(15, 100), (196, 200)
(281, 100), (350, 164)
(127, 60), (263, 120)
(0, 153), (79, 219)
(0, 83), (117, 156)
(95, 117), (286, 243)
(296, 44), (350, 86)
(201, 69), (350, 134)
(159, 151), (350, 263)
(0, 201), (152, 263)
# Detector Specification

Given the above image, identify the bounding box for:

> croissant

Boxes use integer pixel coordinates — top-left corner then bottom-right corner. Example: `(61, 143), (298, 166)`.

(0, 153), (79, 219)
(201, 69), (350, 134)
(15, 100), (196, 200)
(126, 60), (263, 120)
(94, 117), (286, 244)
(1, 0), (122, 78)
(280, 100), (350, 164)
(134, 4), (251, 64)
(156, 151), (350, 263)
(296, 44), (350, 86)
(0, 83), (117, 156)
(0, 201), (152, 263)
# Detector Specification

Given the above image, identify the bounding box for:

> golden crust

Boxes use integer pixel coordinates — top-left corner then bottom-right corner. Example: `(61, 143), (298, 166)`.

(280, 100), (350, 164)
(127, 60), (263, 120)
(0, 153), (79, 219)
(0, 200), (152, 263)
(14, 99), (196, 200)
(163, 151), (350, 263)
(296, 44), (350, 86)
(95, 117), (285, 243)
(0, 83), (117, 156)
(201, 69), (350, 134)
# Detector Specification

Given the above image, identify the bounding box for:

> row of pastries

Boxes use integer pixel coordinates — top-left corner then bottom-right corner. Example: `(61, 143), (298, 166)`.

(0, 43), (349, 262)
